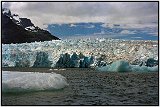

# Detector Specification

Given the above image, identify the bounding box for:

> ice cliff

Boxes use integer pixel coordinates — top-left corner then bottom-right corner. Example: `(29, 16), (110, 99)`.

(2, 38), (158, 68)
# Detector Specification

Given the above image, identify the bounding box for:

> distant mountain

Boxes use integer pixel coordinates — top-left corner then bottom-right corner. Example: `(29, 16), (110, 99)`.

(2, 8), (60, 44)
(47, 22), (158, 40)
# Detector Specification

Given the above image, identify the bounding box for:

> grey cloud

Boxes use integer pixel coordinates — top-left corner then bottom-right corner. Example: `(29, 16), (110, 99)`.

(2, 2), (158, 28)
(2, 2), (11, 8)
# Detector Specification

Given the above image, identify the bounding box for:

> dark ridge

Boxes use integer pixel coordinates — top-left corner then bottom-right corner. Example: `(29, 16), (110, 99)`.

(2, 9), (60, 44)
(19, 18), (34, 28)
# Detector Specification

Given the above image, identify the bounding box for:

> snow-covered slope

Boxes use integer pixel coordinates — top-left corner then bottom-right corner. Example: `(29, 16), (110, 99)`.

(2, 8), (36, 32)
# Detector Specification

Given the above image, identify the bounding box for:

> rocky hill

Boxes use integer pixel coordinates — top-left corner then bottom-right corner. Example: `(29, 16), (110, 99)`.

(2, 8), (60, 44)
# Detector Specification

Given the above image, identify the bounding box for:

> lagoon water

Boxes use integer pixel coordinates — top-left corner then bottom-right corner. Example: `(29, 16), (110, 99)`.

(2, 68), (158, 105)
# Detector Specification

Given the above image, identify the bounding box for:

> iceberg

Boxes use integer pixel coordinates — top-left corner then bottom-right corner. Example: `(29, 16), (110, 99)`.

(96, 60), (158, 72)
(147, 65), (158, 72)
(130, 65), (149, 72)
(96, 65), (110, 72)
(130, 65), (158, 72)
(96, 60), (130, 72)
(2, 71), (69, 92)
(109, 60), (130, 72)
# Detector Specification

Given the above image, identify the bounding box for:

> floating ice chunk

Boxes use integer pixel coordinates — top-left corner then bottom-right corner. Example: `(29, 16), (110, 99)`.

(2, 71), (69, 92)
(130, 65), (158, 72)
(96, 60), (130, 72)
(96, 65), (110, 72)
(97, 60), (158, 72)
(147, 65), (158, 72)
(130, 65), (148, 72)
(109, 60), (130, 72)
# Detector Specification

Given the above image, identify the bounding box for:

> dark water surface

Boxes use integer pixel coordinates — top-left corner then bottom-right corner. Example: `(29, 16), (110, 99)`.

(2, 68), (159, 105)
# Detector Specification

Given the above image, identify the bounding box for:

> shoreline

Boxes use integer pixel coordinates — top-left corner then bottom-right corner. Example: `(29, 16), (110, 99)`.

(2, 67), (158, 73)
(2, 67), (95, 73)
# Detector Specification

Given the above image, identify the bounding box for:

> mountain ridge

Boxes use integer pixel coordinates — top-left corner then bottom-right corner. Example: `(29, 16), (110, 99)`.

(2, 8), (60, 44)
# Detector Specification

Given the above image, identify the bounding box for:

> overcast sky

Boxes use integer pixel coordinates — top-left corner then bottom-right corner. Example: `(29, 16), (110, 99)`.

(2, 2), (158, 28)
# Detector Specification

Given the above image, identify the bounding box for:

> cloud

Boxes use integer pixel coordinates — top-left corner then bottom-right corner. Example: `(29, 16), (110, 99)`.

(93, 30), (105, 35)
(122, 23), (158, 29)
(2, 2), (158, 28)
(70, 24), (77, 27)
(131, 37), (142, 39)
(147, 32), (158, 36)
(120, 30), (136, 34)
(85, 25), (95, 28)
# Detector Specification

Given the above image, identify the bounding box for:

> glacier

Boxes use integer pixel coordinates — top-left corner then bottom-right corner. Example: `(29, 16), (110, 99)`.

(2, 71), (69, 92)
(2, 38), (158, 68)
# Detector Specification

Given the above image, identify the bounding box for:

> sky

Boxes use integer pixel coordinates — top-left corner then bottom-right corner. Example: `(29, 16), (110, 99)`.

(2, 2), (158, 28)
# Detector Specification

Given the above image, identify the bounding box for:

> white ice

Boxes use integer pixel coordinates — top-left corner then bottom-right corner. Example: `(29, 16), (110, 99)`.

(2, 38), (158, 67)
(2, 71), (69, 92)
